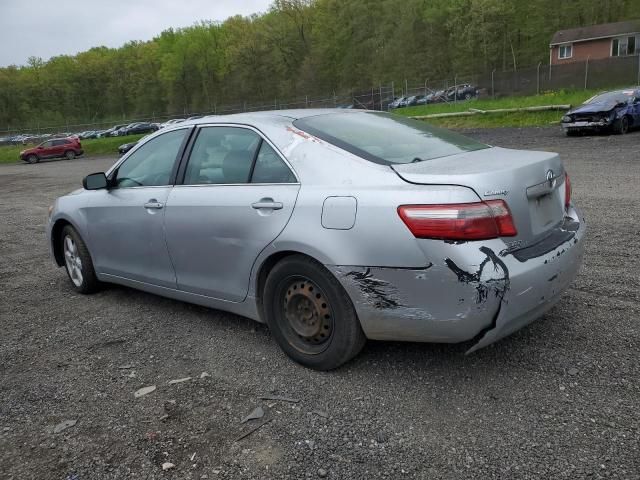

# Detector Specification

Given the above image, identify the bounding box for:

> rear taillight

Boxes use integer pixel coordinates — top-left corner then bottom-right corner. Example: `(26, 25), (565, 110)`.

(397, 200), (517, 241)
(564, 173), (571, 210)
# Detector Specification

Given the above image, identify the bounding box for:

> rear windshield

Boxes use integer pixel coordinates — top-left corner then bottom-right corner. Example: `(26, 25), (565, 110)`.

(293, 112), (488, 165)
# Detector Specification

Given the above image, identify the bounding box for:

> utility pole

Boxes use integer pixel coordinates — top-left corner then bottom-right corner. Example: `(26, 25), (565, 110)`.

(537, 62), (542, 95)
(584, 56), (590, 90)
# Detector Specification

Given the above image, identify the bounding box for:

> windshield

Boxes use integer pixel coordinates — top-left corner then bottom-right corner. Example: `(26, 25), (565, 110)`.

(586, 91), (634, 105)
(293, 112), (489, 165)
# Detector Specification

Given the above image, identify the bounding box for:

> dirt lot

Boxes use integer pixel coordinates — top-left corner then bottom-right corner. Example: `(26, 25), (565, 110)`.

(1, 127), (639, 479)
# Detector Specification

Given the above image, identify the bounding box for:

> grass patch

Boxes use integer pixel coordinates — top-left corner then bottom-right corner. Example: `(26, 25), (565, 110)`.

(422, 111), (563, 129)
(0, 134), (145, 164)
(0, 144), (25, 164)
(395, 89), (605, 128)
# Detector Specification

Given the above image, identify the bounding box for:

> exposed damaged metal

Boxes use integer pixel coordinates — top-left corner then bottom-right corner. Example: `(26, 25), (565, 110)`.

(341, 264), (434, 310)
(345, 268), (401, 309)
(445, 246), (510, 304)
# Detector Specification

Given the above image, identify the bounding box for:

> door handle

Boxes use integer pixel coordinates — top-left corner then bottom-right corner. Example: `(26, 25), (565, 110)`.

(144, 200), (164, 209)
(251, 200), (283, 210)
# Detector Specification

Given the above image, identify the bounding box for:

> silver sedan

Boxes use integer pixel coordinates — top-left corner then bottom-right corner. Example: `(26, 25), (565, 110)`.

(47, 110), (585, 370)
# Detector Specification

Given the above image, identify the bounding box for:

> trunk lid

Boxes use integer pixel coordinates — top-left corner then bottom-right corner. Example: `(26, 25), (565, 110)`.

(391, 146), (566, 243)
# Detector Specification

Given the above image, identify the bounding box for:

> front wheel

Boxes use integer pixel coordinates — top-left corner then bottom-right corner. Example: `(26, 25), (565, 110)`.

(613, 116), (629, 135)
(65, 150), (76, 160)
(61, 225), (100, 294)
(26, 154), (38, 164)
(263, 255), (366, 370)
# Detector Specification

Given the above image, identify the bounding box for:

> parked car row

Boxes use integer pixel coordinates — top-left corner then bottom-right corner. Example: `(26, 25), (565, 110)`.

(2, 117), (192, 147)
(390, 84), (479, 109)
(0, 132), (65, 146)
(96, 122), (160, 138)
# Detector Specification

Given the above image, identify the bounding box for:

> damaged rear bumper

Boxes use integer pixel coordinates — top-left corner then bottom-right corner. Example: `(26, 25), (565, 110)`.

(328, 206), (586, 352)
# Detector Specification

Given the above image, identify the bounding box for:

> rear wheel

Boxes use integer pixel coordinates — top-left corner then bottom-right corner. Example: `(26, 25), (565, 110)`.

(263, 255), (366, 370)
(26, 154), (38, 164)
(65, 150), (76, 160)
(61, 225), (100, 294)
(613, 116), (629, 135)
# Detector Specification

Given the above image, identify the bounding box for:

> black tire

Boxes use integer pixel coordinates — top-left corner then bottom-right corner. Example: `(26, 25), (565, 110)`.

(565, 129), (580, 137)
(61, 225), (100, 294)
(26, 154), (39, 164)
(464, 93), (472, 100)
(613, 116), (629, 135)
(263, 255), (366, 370)
(65, 150), (76, 160)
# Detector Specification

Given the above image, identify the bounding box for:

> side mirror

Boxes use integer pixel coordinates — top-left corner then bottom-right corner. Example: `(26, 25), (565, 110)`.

(83, 172), (108, 190)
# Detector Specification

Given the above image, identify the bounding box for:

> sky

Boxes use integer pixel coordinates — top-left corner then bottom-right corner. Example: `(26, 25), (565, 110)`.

(0, 0), (273, 67)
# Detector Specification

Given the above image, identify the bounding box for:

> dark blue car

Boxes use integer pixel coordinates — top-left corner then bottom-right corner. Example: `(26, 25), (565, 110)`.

(561, 88), (640, 136)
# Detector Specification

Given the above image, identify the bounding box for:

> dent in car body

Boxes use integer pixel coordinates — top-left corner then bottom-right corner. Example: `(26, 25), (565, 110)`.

(445, 246), (510, 305)
(330, 205), (585, 350)
(345, 268), (401, 309)
(330, 252), (504, 343)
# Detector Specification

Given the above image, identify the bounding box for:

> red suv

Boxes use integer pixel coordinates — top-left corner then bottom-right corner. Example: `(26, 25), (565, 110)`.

(20, 137), (84, 164)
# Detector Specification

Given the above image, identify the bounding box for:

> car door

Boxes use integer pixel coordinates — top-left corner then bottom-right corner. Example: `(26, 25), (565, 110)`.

(56, 139), (72, 157)
(84, 128), (191, 288)
(163, 125), (300, 301)
(39, 140), (54, 158)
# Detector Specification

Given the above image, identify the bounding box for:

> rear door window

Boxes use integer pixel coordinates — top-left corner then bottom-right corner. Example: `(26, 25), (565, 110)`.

(183, 127), (260, 185)
(251, 143), (296, 183)
(182, 126), (296, 185)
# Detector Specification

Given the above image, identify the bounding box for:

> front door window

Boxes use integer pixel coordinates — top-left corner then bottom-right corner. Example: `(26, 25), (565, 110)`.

(114, 129), (188, 187)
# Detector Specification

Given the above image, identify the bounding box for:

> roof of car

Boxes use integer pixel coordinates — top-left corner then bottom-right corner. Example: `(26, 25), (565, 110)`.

(187, 108), (369, 126)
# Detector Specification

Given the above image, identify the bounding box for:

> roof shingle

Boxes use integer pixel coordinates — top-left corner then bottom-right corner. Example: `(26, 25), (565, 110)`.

(550, 20), (640, 45)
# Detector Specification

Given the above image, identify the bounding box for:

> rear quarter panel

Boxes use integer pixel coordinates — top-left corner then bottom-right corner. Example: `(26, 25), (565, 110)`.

(247, 134), (483, 297)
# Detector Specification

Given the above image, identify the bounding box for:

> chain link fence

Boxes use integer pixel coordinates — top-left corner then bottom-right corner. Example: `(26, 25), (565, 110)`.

(3, 55), (640, 143)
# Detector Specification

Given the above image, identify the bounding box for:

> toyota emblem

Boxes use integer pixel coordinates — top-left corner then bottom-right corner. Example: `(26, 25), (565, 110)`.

(546, 170), (556, 189)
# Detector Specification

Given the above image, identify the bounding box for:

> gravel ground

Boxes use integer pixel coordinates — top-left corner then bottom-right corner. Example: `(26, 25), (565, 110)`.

(1, 127), (639, 479)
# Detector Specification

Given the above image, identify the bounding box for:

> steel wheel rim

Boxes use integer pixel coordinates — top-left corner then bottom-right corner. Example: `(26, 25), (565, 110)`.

(279, 276), (333, 354)
(63, 235), (83, 287)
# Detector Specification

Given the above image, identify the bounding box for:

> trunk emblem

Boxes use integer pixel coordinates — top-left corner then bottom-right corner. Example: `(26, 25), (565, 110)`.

(483, 189), (509, 197)
(546, 170), (556, 189)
